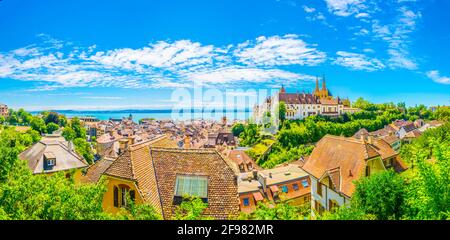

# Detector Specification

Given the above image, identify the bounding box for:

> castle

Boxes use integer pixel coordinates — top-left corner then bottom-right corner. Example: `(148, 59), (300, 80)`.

(253, 77), (358, 123)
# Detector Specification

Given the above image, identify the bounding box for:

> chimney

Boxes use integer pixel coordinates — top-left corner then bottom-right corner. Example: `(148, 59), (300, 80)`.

(128, 137), (135, 145)
(68, 141), (73, 152)
(184, 135), (191, 148)
(119, 139), (128, 154)
(349, 169), (353, 177)
(252, 170), (258, 180)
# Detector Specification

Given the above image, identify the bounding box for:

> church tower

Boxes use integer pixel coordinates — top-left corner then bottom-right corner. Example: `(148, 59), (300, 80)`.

(313, 77), (320, 97)
(320, 76), (329, 99)
(280, 84), (286, 93)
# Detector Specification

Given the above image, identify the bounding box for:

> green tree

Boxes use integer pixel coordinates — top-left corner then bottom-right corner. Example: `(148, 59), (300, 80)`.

(320, 205), (376, 220)
(70, 117), (86, 139)
(0, 129), (22, 182)
(46, 122), (59, 134)
(231, 123), (245, 137)
(173, 196), (212, 220)
(30, 117), (47, 134)
(278, 101), (286, 122)
(239, 124), (261, 147)
(58, 115), (68, 127)
(352, 170), (406, 220)
(433, 106), (450, 121)
(44, 112), (60, 125)
(239, 202), (310, 220)
(62, 127), (77, 141)
(404, 139), (450, 220)
(73, 138), (94, 164)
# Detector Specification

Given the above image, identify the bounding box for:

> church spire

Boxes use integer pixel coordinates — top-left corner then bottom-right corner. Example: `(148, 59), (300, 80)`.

(322, 75), (327, 91)
(280, 84), (286, 93)
(315, 76), (320, 92)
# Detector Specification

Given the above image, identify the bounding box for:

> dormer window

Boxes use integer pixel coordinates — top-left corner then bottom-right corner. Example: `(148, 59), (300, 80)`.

(44, 152), (56, 168)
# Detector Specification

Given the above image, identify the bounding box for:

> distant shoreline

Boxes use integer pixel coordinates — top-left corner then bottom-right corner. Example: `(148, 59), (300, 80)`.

(29, 109), (253, 121)
(29, 108), (252, 114)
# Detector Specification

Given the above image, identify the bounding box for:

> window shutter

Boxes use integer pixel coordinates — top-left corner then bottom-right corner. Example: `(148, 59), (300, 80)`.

(113, 186), (119, 207)
(130, 190), (136, 202)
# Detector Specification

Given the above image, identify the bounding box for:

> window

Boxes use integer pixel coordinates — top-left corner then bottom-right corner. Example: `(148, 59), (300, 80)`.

(113, 186), (119, 207)
(314, 200), (325, 215)
(281, 185), (288, 193)
(121, 187), (127, 206)
(317, 182), (323, 196)
(385, 158), (393, 167)
(47, 158), (55, 166)
(243, 198), (250, 206)
(293, 183), (299, 191)
(113, 185), (133, 208)
(301, 179), (309, 188)
(247, 163), (253, 171)
(175, 175), (208, 198)
(365, 166), (371, 177)
(329, 199), (339, 212)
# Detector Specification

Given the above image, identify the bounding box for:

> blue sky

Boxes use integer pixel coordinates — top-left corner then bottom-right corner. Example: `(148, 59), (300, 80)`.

(0, 0), (449, 111)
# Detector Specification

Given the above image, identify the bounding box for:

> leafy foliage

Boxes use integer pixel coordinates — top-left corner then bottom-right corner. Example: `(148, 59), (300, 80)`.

(352, 170), (407, 220)
(173, 196), (212, 220)
(239, 201), (310, 220)
(46, 122), (59, 134)
(231, 123), (245, 137)
(278, 101), (286, 122)
(238, 123), (261, 147)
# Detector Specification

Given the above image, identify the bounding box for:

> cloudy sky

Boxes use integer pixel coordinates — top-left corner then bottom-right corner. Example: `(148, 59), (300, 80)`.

(0, 0), (449, 110)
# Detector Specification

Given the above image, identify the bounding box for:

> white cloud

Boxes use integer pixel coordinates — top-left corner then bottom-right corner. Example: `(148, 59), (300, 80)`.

(426, 70), (450, 84)
(324, 0), (367, 17)
(0, 34), (322, 90)
(185, 67), (315, 85)
(333, 51), (385, 71)
(355, 12), (370, 18)
(371, 6), (421, 70)
(90, 40), (217, 70)
(355, 28), (370, 36)
(233, 34), (326, 66)
(303, 5), (316, 13)
(81, 96), (125, 100)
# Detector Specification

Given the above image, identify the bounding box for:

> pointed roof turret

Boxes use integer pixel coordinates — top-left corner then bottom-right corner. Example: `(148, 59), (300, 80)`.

(322, 75), (327, 91)
(280, 84), (286, 93)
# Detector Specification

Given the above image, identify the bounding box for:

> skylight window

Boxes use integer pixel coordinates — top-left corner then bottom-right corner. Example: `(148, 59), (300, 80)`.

(174, 175), (208, 198)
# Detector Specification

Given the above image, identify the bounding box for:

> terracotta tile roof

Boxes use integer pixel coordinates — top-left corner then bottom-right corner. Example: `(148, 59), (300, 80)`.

(227, 150), (261, 172)
(82, 157), (115, 183)
(103, 141), (239, 219)
(319, 98), (340, 105)
(328, 168), (341, 190)
(302, 135), (397, 197)
(279, 93), (319, 104)
(150, 148), (239, 219)
(381, 134), (400, 145)
(104, 150), (135, 180)
(404, 129), (422, 138)
(353, 128), (369, 139)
